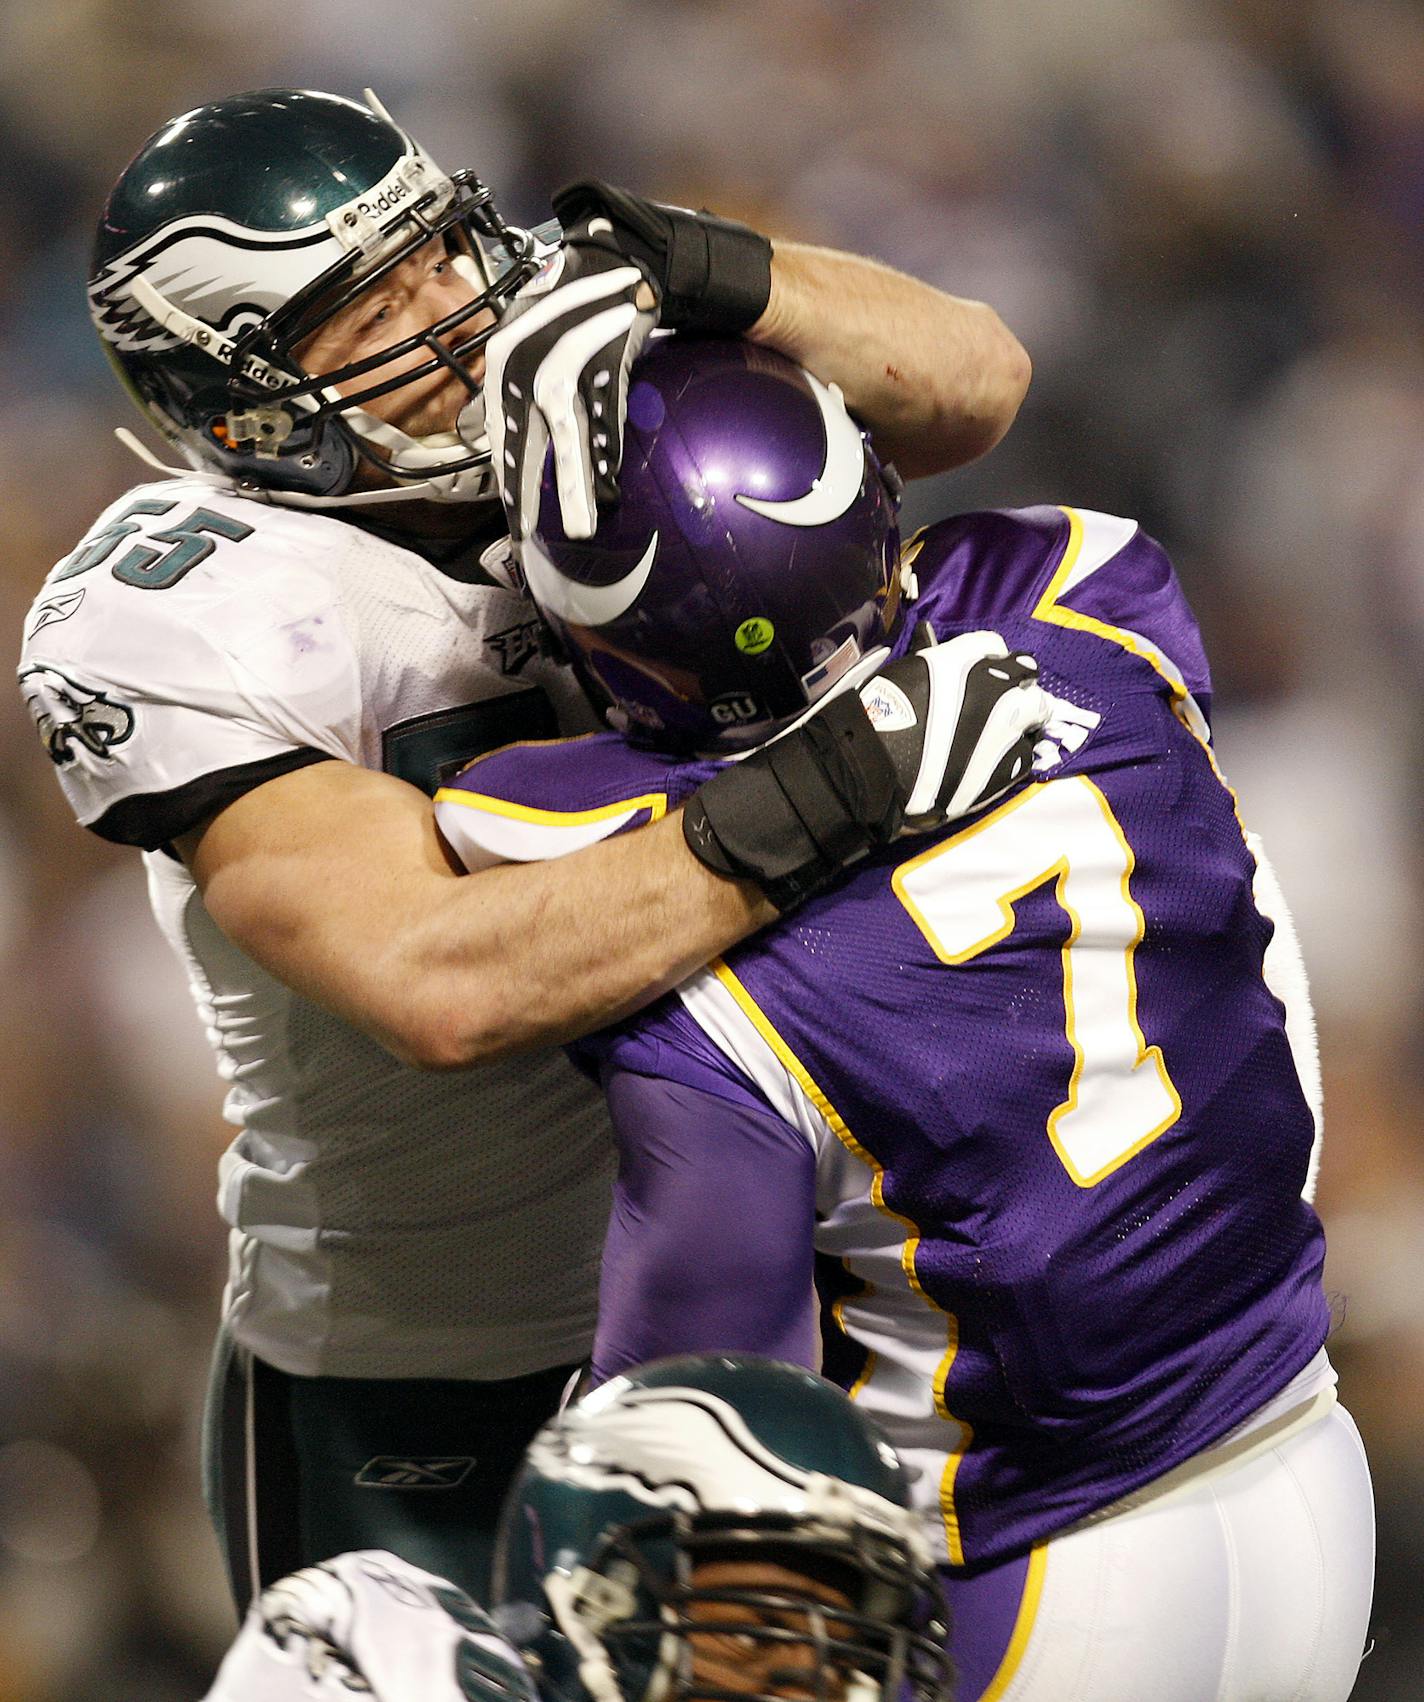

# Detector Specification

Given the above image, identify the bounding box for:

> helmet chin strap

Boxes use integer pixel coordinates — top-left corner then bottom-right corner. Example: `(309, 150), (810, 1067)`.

(333, 390), (499, 505)
(270, 475), (484, 508)
(112, 421), (501, 511)
(113, 336), (503, 510)
(113, 427), (239, 488)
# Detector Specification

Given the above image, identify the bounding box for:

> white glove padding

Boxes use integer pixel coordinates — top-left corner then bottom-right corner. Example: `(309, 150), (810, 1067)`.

(203, 1550), (539, 1702)
(860, 626), (1052, 826)
(483, 236), (658, 543)
(682, 625), (1051, 912)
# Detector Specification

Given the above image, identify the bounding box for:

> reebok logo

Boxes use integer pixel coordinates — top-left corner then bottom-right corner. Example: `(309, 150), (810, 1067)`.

(26, 589), (86, 639)
(355, 1456), (477, 1489)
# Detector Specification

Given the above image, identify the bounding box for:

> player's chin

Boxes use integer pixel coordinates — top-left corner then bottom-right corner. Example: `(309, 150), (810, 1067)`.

(435, 365), (485, 427)
(386, 388), (472, 441)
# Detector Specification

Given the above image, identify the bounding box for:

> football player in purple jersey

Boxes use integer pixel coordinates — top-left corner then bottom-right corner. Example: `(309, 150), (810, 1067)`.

(435, 337), (1376, 1702)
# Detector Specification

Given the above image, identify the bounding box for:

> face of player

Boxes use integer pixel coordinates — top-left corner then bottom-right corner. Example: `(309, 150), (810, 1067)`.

(684, 1557), (858, 1702)
(294, 235), (495, 440)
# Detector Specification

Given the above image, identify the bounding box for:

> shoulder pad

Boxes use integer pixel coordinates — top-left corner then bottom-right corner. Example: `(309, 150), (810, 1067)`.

(903, 506), (1072, 627)
(24, 478), (361, 706)
(908, 505), (1211, 727)
(435, 731), (704, 870)
(1026, 506), (1211, 721)
(18, 479), (364, 840)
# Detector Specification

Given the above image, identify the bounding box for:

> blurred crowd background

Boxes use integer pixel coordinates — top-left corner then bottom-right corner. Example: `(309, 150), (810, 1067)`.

(1, 0), (1420, 1696)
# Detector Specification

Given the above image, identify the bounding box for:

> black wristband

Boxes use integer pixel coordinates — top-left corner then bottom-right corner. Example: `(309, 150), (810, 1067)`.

(659, 207), (772, 334)
(683, 694), (904, 912)
(552, 179), (773, 336)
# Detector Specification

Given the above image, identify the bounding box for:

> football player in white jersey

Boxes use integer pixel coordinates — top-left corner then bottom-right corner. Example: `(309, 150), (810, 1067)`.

(16, 89), (1036, 1612)
(204, 1356), (953, 1702)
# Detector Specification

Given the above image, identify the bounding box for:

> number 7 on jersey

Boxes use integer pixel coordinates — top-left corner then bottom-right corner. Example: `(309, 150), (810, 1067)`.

(893, 776), (1181, 1186)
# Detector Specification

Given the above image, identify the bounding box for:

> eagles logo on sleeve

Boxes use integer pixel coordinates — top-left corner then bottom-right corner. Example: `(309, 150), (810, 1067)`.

(18, 665), (135, 767)
(485, 619), (545, 677)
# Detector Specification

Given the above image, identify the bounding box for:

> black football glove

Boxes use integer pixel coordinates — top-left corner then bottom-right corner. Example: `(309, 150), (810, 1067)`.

(683, 628), (1050, 912)
(550, 180), (773, 336)
(483, 181), (772, 542)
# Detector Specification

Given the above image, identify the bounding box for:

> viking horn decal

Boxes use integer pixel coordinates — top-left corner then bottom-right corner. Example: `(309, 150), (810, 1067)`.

(734, 373), (864, 526)
(521, 529), (660, 626)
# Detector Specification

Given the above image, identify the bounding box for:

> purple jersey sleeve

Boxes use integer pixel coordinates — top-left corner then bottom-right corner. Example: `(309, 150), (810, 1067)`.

(433, 730), (712, 869)
(909, 505), (1213, 723)
(581, 1009), (818, 1385)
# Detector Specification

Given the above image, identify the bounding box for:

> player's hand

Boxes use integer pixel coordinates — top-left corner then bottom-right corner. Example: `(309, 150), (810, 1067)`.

(483, 230), (659, 544)
(682, 626), (1050, 912)
(861, 624), (1048, 829)
(483, 182), (772, 542)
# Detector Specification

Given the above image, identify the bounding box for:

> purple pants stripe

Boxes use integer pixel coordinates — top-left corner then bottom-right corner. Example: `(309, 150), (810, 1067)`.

(942, 1545), (1045, 1702)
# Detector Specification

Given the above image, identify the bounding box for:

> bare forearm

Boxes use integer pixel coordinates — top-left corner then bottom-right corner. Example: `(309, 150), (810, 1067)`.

(747, 240), (1031, 477)
(399, 811), (772, 1065)
(186, 763), (773, 1073)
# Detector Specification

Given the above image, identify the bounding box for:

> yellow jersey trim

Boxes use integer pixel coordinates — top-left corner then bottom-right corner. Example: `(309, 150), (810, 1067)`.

(830, 1271), (879, 1401)
(1035, 506), (1251, 840)
(433, 787), (668, 827)
(1033, 507), (1188, 703)
(709, 956), (973, 1565)
(979, 1544), (1049, 1702)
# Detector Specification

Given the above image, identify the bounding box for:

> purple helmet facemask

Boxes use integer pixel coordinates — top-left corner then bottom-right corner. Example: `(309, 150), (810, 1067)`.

(524, 336), (905, 753)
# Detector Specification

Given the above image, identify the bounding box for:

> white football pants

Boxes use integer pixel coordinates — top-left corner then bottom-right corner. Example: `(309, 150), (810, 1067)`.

(982, 1393), (1374, 1702)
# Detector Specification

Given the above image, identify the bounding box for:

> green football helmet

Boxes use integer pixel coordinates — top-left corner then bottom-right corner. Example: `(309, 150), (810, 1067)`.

(88, 88), (541, 506)
(491, 1355), (952, 1702)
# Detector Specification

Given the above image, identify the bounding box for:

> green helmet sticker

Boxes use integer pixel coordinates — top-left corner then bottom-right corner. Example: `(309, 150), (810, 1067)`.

(734, 617), (775, 655)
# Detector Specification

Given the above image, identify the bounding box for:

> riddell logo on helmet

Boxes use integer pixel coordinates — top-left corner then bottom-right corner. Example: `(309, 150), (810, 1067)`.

(358, 177), (416, 218)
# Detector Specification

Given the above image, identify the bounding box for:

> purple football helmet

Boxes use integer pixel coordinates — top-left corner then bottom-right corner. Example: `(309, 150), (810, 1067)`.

(524, 336), (904, 751)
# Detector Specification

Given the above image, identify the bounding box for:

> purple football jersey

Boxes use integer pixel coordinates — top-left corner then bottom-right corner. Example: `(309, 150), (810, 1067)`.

(435, 506), (1329, 1570)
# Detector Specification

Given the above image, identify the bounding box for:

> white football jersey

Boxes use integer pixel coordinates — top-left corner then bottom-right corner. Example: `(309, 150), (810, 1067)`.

(18, 476), (614, 1380)
(204, 1550), (539, 1702)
